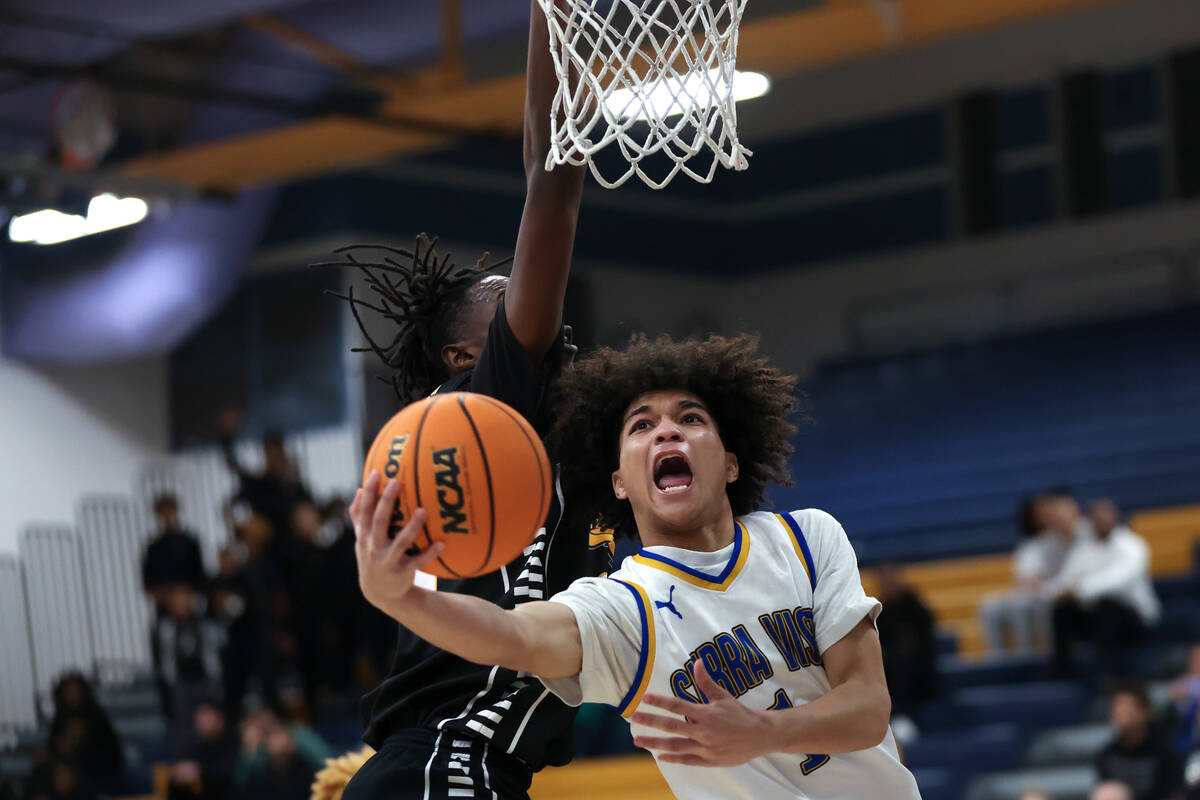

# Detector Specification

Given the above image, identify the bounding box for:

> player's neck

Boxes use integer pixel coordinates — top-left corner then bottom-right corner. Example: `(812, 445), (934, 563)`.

(636, 504), (737, 553)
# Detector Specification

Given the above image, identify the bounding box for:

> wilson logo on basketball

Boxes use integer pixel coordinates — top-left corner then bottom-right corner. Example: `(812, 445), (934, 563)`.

(432, 447), (469, 535)
(384, 434), (409, 478)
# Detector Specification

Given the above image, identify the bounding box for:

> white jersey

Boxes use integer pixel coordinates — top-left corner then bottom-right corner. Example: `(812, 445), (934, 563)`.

(542, 509), (921, 800)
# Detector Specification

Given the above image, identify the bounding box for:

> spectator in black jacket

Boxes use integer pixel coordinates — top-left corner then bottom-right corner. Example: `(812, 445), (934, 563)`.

(1097, 681), (1183, 800)
(142, 494), (206, 609)
(875, 563), (939, 718)
(217, 410), (312, 549)
(166, 703), (238, 800)
(154, 586), (224, 737)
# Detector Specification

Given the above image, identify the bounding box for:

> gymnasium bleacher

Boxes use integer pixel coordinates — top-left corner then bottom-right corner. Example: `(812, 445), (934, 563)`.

(527, 309), (1200, 799)
(3, 309), (1199, 800)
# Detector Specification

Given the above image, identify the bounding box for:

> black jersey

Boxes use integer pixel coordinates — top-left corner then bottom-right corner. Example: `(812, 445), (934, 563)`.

(359, 300), (613, 771)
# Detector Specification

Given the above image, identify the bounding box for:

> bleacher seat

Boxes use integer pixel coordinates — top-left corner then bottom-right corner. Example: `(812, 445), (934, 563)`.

(1025, 722), (1113, 766)
(953, 682), (1089, 727)
(911, 766), (960, 800)
(774, 308), (1200, 565)
(965, 764), (1098, 800)
(937, 654), (1052, 691)
(905, 724), (1024, 773)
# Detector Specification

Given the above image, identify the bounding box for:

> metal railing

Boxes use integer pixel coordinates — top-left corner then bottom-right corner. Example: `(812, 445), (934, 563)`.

(0, 422), (361, 739)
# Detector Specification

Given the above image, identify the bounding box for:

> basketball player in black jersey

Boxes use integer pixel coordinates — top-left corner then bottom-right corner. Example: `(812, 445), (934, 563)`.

(333, 3), (610, 798)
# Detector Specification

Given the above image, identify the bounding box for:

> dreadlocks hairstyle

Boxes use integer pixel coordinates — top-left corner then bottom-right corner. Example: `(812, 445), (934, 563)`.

(313, 234), (511, 402)
(550, 334), (801, 541)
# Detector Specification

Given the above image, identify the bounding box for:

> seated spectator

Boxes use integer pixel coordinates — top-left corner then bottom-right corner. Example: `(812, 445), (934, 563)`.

(142, 493), (206, 609)
(47, 673), (124, 798)
(1091, 781), (1133, 800)
(1096, 681), (1182, 800)
(1172, 644), (1200, 755)
(1050, 499), (1160, 679)
(234, 710), (330, 797)
(241, 726), (315, 800)
(167, 703), (238, 800)
(875, 562), (939, 717)
(153, 586), (225, 737)
(979, 494), (1071, 657)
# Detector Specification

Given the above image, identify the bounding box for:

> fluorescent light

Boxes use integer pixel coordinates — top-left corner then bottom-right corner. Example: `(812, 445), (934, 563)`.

(8, 193), (149, 245)
(605, 69), (771, 122)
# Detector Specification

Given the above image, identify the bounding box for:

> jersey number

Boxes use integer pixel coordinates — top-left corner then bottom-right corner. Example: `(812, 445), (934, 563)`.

(769, 689), (831, 775)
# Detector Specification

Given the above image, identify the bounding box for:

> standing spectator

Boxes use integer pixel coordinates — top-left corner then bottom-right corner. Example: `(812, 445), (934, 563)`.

(979, 494), (1071, 657)
(47, 673), (124, 797)
(875, 562), (939, 717)
(143, 494), (208, 719)
(154, 586), (225, 737)
(142, 494), (206, 609)
(208, 544), (259, 718)
(217, 409), (312, 548)
(1096, 682), (1182, 800)
(1050, 499), (1160, 679)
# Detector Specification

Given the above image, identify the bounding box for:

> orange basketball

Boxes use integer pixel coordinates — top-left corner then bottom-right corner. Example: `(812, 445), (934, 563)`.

(362, 392), (551, 579)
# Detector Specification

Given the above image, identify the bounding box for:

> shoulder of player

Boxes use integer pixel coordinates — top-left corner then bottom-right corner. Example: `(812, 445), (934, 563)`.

(738, 508), (846, 539)
(553, 575), (644, 618)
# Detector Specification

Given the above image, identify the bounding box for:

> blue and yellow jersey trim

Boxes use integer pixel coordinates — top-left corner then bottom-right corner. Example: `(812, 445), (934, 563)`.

(610, 579), (656, 718)
(775, 512), (817, 591)
(630, 521), (749, 591)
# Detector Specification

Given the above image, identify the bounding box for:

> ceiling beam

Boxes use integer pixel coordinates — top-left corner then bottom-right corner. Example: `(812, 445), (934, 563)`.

(117, 0), (1131, 192)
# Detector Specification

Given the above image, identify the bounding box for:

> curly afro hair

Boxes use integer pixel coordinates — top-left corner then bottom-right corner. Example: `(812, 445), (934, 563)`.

(314, 234), (510, 402)
(550, 334), (800, 541)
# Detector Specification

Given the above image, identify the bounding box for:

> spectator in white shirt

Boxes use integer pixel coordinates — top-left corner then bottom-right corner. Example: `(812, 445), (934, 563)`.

(979, 494), (1072, 657)
(1050, 499), (1160, 679)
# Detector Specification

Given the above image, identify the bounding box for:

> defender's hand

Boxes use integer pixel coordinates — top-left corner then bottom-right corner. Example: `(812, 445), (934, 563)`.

(631, 660), (771, 767)
(351, 470), (444, 615)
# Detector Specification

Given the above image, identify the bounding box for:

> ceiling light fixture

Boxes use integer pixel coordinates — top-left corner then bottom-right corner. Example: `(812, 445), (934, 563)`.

(604, 69), (771, 122)
(8, 193), (149, 246)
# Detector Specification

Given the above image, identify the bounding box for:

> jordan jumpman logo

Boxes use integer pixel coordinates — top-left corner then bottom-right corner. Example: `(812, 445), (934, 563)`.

(655, 585), (683, 619)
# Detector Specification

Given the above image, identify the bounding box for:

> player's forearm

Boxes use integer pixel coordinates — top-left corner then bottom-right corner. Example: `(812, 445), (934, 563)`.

(383, 586), (531, 671)
(766, 676), (891, 754)
(524, 0), (585, 187)
(382, 588), (580, 678)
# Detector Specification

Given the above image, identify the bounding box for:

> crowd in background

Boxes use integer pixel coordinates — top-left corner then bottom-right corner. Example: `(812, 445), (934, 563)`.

(878, 488), (1200, 800)
(17, 416), (395, 800)
(7, 438), (1200, 800)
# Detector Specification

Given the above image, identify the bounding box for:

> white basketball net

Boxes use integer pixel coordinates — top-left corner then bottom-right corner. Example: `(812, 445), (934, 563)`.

(539, 0), (752, 190)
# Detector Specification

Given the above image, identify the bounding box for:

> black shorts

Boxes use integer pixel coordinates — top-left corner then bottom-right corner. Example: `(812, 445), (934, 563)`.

(344, 729), (534, 800)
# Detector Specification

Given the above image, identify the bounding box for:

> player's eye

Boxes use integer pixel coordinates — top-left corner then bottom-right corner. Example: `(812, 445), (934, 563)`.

(682, 413), (703, 424)
(630, 419), (651, 433)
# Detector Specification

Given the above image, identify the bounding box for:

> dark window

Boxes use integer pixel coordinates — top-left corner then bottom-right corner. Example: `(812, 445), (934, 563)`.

(1001, 166), (1057, 229)
(1107, 146), (1165, 210)
(1100, 65), (1159, 131)
(997, 86), (1051, 151)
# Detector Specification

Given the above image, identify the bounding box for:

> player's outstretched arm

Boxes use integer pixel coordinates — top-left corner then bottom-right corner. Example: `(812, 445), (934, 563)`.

(504, 0), (586, 361)
(632, 617), (891, 766)
(351, 471), (584, 679)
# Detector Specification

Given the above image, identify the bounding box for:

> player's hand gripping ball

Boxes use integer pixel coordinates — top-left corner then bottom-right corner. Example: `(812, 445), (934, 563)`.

(361, 392), (550, 579)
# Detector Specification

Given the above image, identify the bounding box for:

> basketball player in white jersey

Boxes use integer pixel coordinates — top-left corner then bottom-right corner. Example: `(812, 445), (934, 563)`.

(352, 334), (921, 799)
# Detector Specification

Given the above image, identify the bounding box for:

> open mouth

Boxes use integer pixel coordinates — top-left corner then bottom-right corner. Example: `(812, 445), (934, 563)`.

(653, 454), (693, 494)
